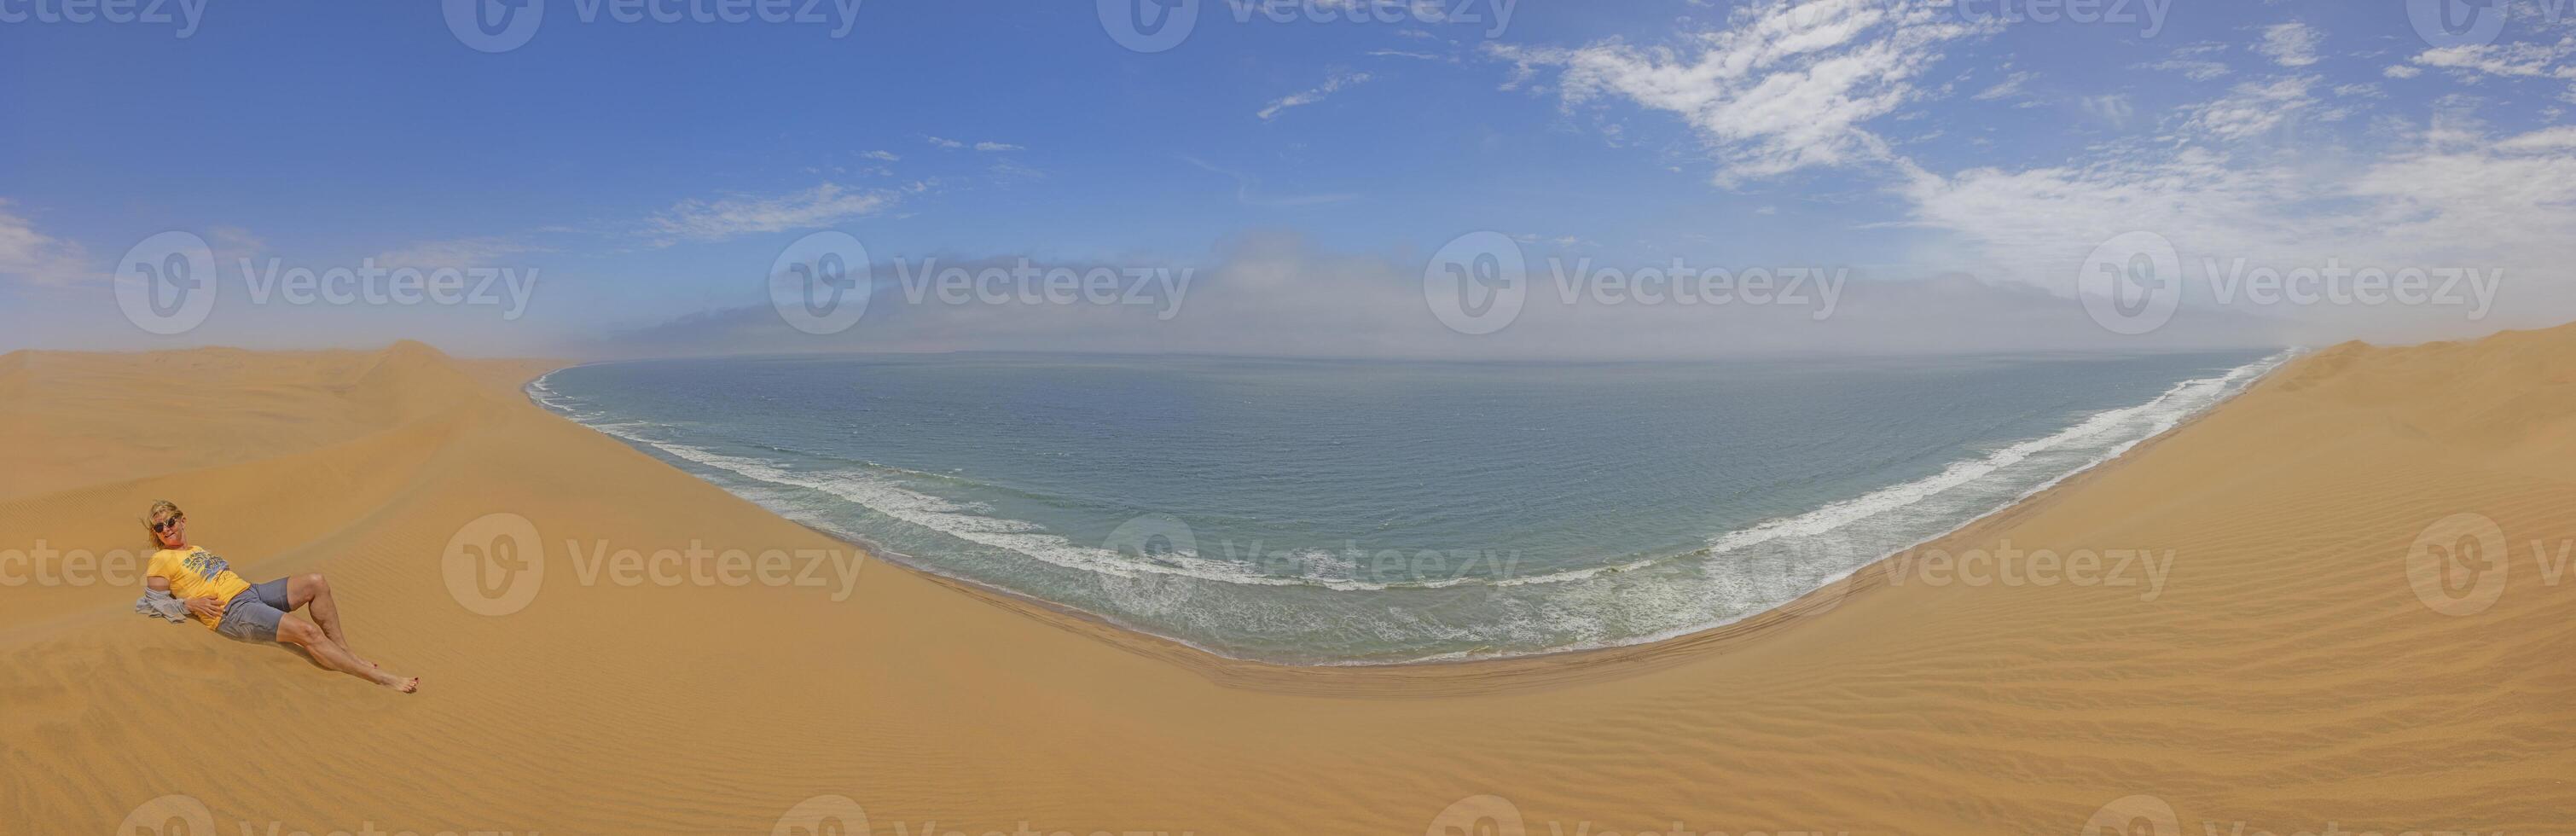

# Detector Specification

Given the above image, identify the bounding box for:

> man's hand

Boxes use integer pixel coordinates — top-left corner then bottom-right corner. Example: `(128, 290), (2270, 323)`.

(183, 595), (223, 621)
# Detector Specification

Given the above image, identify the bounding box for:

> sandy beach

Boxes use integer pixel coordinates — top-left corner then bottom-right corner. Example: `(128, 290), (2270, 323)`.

(5, 331), (2573, 834)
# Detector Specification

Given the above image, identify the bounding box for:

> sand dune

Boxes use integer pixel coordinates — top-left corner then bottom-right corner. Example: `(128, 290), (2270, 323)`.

(4, 333), (2573, 834)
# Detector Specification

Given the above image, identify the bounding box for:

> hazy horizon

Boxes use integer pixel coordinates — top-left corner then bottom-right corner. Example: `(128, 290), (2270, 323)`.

(5, 1), (2572, 359)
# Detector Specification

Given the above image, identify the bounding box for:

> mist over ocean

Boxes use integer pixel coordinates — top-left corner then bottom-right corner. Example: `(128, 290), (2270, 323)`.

(534, 350), (2286, 664)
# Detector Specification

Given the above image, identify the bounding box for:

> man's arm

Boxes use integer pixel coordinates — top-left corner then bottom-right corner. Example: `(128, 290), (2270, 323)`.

(142, 575), (220, 620)
(136, 576), (191, 622)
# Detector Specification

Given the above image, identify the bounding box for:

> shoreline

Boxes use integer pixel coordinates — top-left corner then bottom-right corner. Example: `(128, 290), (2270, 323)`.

(525, 350), (2295, 688)
(9, 334), (2573, 833)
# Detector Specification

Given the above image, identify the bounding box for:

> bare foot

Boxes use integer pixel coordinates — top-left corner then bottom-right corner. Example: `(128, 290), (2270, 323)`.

(374, 671), (419, 693)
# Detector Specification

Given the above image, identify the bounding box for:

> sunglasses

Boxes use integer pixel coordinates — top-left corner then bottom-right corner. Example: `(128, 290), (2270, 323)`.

(153, 518), (185, 533)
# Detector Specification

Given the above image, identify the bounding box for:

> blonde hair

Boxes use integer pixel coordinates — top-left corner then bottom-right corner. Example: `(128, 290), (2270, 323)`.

(144, 501), (183, 549)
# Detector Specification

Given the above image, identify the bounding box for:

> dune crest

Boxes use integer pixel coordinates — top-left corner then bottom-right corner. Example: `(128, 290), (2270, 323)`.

(4, 331), (2573, 834)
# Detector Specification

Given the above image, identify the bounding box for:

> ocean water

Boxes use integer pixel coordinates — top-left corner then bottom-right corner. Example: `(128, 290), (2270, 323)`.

(531, 349), (2289, 665)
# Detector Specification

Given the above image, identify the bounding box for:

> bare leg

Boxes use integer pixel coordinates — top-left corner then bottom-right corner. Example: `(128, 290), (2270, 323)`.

(279, 620), (415, 693)
(285, 573), (351, 654)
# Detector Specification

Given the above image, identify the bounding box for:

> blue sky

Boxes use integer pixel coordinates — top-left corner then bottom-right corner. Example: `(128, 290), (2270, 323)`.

(3, 0), (2573, 357)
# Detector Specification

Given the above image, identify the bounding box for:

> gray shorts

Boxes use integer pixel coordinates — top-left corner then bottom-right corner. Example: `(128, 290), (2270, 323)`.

(215, 578), (293, 642)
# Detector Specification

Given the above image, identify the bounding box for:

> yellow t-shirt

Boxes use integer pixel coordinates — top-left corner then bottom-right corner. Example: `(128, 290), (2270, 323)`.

(148, 546), (252, 630)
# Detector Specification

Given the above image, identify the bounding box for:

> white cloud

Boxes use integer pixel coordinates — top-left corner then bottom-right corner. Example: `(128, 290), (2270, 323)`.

(1181, 157), (1357, 206)
(2411, 37), (2576, 80)
(861, 150), (900, 161)
(2079, 94), (2138, 129)
(1973, 70), (2036, 102)
(2184, 75), (2326, 142)
(2143, 58), (2231, 82)
(643, 183), (899, 246)
(374, 236), (535, 270)
(2384, 65), (2423, 79)
(1900, 120), (2576, 339)
(925, 137), (1024, 153)
(0, 200), (93, 287)
(2256, 22), (2320, 67)
(1257, 70), (1372, 121)
(1487, 0), (1989, 185)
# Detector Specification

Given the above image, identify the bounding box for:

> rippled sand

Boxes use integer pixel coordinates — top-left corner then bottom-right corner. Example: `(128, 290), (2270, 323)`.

(4, 333), (2571, 834)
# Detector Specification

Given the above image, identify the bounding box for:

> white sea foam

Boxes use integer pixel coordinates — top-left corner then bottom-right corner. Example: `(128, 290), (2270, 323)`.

(531, 351), (2295, 665)
(1701, 351), (2288, 559)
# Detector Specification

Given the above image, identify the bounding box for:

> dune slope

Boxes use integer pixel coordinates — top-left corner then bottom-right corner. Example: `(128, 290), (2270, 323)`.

(3, 333), (2572, 835)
